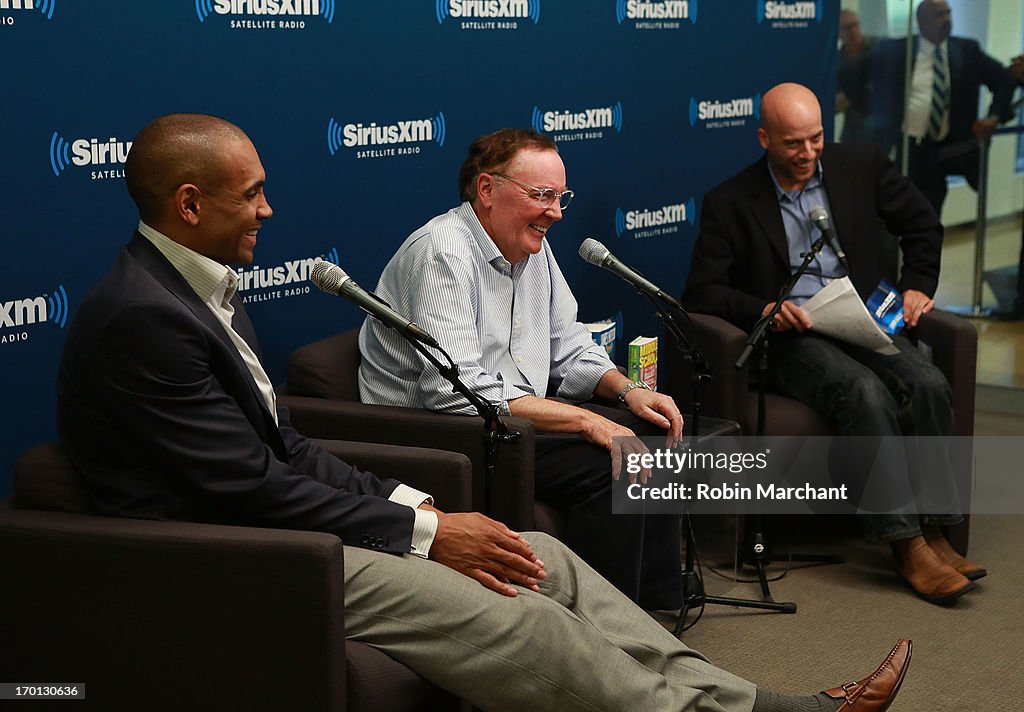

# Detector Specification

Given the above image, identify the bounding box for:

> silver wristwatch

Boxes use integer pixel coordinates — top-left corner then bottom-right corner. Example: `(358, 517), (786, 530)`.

(617, 379), (652, 408)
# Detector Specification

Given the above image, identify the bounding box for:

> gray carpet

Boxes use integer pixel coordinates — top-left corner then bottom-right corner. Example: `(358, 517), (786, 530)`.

(656, 387), (1024, 711)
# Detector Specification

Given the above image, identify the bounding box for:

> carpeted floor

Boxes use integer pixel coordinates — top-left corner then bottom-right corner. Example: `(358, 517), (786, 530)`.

(656, 386), (1024, 711)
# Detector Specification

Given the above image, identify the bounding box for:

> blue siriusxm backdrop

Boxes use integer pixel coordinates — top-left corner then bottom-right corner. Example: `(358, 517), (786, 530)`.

(0, 0), (838, 496)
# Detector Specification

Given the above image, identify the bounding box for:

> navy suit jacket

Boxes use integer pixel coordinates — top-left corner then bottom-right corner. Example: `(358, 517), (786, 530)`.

(682, 143), (941, 332)
(58, 233), (416, 553)
(871, 35), (1016, 152)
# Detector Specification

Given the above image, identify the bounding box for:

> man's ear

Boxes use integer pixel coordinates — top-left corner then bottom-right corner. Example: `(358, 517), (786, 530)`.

(757, 128), (769, 151)
(175, 184), (202, 226)
(476, 172), (495, 209)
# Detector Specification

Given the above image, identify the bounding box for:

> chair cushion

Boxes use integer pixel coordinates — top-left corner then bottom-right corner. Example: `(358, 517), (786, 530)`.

(14, 443), (96, 514)
(287, 330), (362, 401)
(345, 640), (438, 712)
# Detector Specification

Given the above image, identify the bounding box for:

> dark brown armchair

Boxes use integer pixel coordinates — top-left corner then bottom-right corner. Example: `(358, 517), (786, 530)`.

(0, 441), (472, 712)
(664, 310), (977, 552)
(277, 329), (541, 532)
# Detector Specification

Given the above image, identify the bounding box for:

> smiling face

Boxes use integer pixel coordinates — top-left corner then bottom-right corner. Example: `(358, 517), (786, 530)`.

(757, 83), (824, 192)
(474, 147), (566, 265)
(189, 136), (273, 265)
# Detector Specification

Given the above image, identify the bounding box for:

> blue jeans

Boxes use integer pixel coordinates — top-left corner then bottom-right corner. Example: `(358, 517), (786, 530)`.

(766, 331), (962, 543)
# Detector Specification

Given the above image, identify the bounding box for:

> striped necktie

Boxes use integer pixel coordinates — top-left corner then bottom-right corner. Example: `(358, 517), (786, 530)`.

(928, 44), (949, 140)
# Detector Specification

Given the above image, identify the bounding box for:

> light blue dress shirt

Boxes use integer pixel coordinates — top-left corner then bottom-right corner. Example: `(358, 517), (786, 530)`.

(767, 163), (847, 305)
(359, 202), (615, 415)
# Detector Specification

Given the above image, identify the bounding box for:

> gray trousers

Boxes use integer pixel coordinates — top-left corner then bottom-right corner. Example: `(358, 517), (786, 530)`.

(343, 532), (756, 712)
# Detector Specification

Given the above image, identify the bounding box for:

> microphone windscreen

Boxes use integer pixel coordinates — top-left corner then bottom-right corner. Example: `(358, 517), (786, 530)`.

(310, 259), (348, 295)
(579, 238), (610, 266)
(809, 205), (829, 223)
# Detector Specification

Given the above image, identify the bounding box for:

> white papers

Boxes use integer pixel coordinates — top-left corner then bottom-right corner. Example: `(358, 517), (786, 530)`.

(800, 277), (899, 355)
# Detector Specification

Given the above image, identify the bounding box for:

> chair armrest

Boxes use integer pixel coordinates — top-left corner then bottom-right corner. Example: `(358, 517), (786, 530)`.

(0, 511), (346, 712)
(314, 439), (473, 512)
(281, 396), (536, 530)
(665, 313), (750, 424)
(911, 311), (978, 436)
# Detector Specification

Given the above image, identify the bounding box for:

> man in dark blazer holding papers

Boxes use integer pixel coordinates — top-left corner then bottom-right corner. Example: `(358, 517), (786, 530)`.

(684, 82), (985, 606)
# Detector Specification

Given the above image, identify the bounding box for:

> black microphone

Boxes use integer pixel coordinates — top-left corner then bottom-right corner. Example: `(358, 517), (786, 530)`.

(310, 259), (440, 349)
(578, 238), (683, 309)
(809, 205), (849, 270)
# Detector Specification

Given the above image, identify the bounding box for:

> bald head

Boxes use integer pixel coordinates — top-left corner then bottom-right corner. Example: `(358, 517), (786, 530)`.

(917, 0), (952, 44)
(124, 113), (251, 223)
(759, 83), (822, 134)
(757, 83), (824, 191)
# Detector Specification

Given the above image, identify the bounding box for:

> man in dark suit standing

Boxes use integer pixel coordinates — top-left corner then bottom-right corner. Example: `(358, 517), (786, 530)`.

(684, 83), (986, 605)
(871, 0), (1015, 217)
(56, 112), (912, 712)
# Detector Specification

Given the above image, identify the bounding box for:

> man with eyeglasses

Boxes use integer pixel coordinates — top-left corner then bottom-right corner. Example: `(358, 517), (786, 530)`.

(359, 127), (687, 608)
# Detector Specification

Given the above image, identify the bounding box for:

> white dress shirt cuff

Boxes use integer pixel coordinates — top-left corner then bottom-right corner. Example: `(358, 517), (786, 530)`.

(389, 484), (437, 558)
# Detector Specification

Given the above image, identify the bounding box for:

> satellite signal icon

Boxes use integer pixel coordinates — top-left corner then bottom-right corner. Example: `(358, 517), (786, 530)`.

(49, 131), (72, 177)
(47, 284), (70, 329)
(326, 117), (344, 156)
(435, 0), (448, 24)
(753, 93), (762, 120)
(324, 247), (340, 266)
(526, 0), (540, 23)
(195, 0), (213, 22)
(615, 208), (626, 238)
(37, 0), (56, 19)
(611, 101), (624, 132)
(321, 0), (335, 23)
(684, 196), (696, 225)
(688, 97), (699, 127)
(431, 112), (447, 147)
(531, 106), (544, 134)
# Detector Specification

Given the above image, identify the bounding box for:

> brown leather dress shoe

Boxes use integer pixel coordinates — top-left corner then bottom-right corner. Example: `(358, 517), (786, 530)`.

(823, 639), (912, 712)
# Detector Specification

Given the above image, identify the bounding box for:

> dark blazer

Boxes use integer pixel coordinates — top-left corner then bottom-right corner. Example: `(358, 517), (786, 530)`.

(871, 35), (1016, 152)
(57, 233), (415, 553)
(682, 143), (941, 332)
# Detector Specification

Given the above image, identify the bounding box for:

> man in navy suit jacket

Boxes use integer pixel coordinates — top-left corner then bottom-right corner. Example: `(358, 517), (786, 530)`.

(56, 112), (912, 712)
(871, 0), (1015, 216)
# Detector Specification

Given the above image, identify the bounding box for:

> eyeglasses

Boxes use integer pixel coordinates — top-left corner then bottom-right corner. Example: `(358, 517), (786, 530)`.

(491, 172), (575, 210)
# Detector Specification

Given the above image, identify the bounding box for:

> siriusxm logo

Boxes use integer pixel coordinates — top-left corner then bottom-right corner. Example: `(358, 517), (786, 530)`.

(236, 248), (337, 303)
(49, 132), (132, 179)
(615, 198), (695, 238)
(688, 94), (760, 128)
(616, 0), (695, 24)
(0, 0), (56, 20)
(435, 0), (539, 24)
(532, 102), (623, 134)
(1, 285), (69, 334)
(327, 113), (447, 159)
(195, 0), (335, 24)
(756, 0), (821, 24)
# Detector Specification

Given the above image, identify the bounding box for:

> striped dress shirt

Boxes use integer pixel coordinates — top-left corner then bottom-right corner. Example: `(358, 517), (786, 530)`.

(359, 202), (615, 415)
